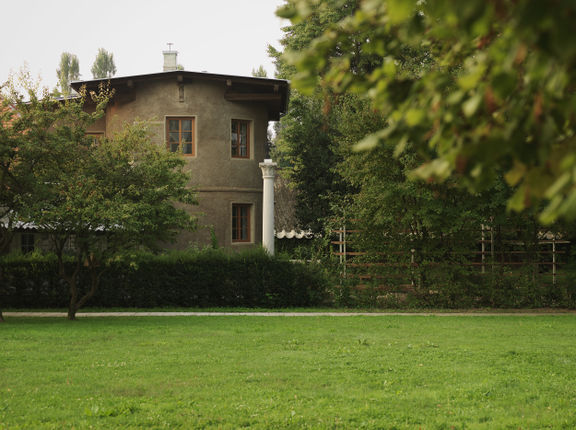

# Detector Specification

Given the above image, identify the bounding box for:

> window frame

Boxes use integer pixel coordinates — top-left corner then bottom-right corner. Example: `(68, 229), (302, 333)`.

(85, 132), (104, 145)
(232, 203), (252, 243)
(21, 233), (35, 254)
(166, 116), (196, 156)
(231, 119), (251, 159)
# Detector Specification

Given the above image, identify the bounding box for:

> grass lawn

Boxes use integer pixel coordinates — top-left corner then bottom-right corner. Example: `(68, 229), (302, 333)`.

(1, 316), (575, 429)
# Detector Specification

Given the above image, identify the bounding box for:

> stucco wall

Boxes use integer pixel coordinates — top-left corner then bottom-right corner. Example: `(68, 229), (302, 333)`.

(96, 77), (268, 249)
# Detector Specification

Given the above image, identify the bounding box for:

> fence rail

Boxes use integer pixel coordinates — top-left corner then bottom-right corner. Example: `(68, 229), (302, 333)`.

(332, 225), (570, 286)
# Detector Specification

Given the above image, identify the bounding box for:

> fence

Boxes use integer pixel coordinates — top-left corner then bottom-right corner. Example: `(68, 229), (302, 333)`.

(332, 225), (570, 289)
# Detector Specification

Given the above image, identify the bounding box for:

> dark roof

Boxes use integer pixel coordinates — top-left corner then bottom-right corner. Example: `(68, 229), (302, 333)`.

(71, 71), (289, 121)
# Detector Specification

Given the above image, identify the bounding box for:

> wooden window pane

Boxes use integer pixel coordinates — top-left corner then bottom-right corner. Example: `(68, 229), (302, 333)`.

(182, 120), (192, 131)
(231, 120), (249, 159)
(169, 132), (179, 143)
(182, 132), (192, 143)
(21, 233), (35, 253)
(169, 120), (179, 132)
(166, 117), (195, 156)
(232, 204), (251, 242)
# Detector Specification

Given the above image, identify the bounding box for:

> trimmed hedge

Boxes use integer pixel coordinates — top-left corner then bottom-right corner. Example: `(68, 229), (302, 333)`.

(0, 249), (328, 308)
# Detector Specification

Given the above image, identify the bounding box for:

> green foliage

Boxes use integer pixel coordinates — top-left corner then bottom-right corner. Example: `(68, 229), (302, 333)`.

(0, 248), (328, 308)
(273, 93), (349, 231)
(2, 75), (197, 318)
(56, 52), (80, 96)
(269, 2), (367, 231)
(282, 0), (576, 224)
(251, 65), (268, 78)
(1, 72), (110, 256)
(91, 48), (117, 79)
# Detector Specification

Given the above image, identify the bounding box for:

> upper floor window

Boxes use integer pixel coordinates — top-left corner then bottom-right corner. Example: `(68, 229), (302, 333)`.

(231, 119), (250, 159)
(167, 117), (195, 155)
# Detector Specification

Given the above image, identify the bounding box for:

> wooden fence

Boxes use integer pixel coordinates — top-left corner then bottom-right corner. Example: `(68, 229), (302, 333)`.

(332, 225), (570, 287)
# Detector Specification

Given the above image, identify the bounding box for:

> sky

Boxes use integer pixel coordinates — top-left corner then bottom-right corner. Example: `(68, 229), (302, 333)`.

(0, 0), (288, 90)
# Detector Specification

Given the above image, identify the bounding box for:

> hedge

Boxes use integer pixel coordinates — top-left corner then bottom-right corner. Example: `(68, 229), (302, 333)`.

(0, 249), (329, 308)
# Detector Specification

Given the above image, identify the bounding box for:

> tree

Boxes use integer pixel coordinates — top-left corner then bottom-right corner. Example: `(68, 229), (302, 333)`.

(251, 65), (268, 78)
(280, 0), (576, 225)
(0, 90), (20, 254)
(1, 74), (90, 321)
(268, 0), (367, 231)
(91, 48), (117, 79)
(3, 78), (197, 320)
(56, 52), (80, 96)
(273, 93), (349, 231)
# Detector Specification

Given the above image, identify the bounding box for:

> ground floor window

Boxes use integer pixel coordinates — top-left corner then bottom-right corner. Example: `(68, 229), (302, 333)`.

(85, 132), (104, 145)
(232, 204), (251, 242)
(21, 233), (35, 253)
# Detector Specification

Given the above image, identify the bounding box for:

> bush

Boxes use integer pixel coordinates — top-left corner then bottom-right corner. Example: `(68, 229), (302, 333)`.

(326, 261), (576, 309)
(0, 248), (329, 309)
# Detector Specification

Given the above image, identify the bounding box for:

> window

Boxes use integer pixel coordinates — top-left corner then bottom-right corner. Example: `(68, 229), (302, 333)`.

(21, 233), (35, 254)
(231, 119), (250, 158)
(86, 132), (104, 145)
(232, 204), (251, 242)
(167, 117), (195, 155)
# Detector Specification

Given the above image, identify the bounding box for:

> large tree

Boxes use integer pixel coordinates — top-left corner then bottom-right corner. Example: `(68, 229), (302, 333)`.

(56, 52), (80, 96)
(279, 0), (576, 225)
(269, 0), (369, 231)
(91, 48), (117, 79)
(2, 78), (197, 320)
(1, 75), (71, 321)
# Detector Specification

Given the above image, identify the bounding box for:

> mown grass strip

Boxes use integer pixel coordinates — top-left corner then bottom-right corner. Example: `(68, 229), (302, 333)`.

(1, 316), (575, 428)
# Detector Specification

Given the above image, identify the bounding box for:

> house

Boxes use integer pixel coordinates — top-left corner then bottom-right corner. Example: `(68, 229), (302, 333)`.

(78, 52), (289, 251)
(4, 51), (289, 253)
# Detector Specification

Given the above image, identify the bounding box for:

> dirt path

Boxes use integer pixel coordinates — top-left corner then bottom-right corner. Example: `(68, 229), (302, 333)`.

(4, 311), (576, 318)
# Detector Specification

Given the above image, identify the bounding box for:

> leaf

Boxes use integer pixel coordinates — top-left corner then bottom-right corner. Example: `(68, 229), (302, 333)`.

(545, 172), (571, 199)
(507, 186), (528, 213)
(393, 136), (409, 158)
(383, 57), (397, 77)
(539, 195), (564, 225)
(462, 94), (483, 118)
(504, 161), (526, 187)
(354, 128), (394, 152)
(354, 133), (381, 152)
(405, 109), (425, 126)
(386, 0), (416, 24)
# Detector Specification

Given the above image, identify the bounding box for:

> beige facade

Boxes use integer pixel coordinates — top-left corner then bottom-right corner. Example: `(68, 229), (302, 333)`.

(73, 71), (289, 250)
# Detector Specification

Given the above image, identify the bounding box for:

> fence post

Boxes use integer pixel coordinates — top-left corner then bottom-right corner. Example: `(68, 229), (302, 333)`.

(411, 248), (415, 287)
(553, 236), (557, 286)
(481, 224), (486, 274)
(343, 224), (347, 279)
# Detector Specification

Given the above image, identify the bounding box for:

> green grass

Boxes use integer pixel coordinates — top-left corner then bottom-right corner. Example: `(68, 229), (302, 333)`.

(5, 306), (575, 313)
(1, 316), (576, 429)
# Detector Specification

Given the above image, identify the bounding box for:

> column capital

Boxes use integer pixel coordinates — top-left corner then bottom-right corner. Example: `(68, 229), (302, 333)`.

(259, 158), (277, 179)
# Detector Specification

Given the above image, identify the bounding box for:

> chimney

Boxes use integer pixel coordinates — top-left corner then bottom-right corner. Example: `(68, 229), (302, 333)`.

(163, 44), (178, 72)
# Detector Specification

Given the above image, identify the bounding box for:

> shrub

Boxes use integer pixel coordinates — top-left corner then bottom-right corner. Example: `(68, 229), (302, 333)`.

(0, 248), (328, 309)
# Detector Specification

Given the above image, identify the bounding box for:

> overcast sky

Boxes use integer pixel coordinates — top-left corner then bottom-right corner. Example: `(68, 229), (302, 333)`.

(1, 0), (287, 90)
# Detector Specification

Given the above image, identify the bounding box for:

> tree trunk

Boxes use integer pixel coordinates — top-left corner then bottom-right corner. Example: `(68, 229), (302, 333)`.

(67, 274), (79, 321)
(67, 265), (102, 321)
(0, 310), (4, 322)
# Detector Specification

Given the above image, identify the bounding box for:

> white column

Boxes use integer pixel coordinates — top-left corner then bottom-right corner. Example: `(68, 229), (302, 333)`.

(259, 159), (277, 255)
